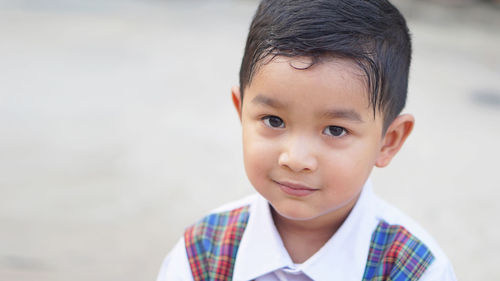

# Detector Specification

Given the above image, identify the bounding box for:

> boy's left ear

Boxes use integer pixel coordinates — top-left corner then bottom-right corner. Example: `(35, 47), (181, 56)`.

(231, 85), (242, 121)
(375, 114), (415, 168)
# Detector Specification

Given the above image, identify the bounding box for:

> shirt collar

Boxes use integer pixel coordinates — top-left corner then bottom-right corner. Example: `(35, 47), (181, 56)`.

(233, 192), (292, 281)
(232, 180), (378, 281)
(300, 180), (377, 280)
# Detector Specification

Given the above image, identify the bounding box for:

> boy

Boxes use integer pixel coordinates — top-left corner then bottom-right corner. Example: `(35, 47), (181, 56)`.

(157, 0), (457, 280)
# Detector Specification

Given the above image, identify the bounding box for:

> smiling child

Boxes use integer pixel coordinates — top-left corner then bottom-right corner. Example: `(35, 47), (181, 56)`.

(156, 0), (457, 280)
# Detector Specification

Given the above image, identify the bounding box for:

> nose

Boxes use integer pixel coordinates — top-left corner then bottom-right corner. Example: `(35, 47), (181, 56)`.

(278, 135), (318, 173)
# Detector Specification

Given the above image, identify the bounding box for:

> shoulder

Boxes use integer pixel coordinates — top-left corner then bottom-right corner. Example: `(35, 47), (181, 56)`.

(156, 195), (257, 281)
(372, 195), (448, 262)
(185, 200), (251, 247)
(185, 194), (255, 242)
(368, 194), (457, 281)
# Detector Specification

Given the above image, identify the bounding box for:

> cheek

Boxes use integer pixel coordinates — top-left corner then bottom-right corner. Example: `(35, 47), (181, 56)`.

(242, 131), (277, 183)
(321, 145), (377, 188)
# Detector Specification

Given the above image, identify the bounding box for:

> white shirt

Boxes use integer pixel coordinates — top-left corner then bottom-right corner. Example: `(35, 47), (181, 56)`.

(156, 181), (457, 281)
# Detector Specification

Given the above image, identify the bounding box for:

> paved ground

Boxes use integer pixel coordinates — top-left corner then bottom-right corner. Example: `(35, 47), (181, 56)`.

(1, 0), (499, 280)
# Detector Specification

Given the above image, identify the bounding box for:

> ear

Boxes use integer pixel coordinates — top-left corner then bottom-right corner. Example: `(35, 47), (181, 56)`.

(375, 114), (415, 168)
(231, 85), (242, 121)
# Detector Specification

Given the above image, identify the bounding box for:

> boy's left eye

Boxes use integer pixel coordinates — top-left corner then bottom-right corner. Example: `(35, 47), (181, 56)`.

(323, 126), (347, 137)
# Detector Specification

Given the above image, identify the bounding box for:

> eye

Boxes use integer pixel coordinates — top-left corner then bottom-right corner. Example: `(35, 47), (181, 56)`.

(262, 115), (285, 128)
(323, 126), (347, 137)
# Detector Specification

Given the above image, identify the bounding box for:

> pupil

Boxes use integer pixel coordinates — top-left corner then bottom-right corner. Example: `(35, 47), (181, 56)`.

(330, 126), (342, 136)
(269, 117), (282, 127)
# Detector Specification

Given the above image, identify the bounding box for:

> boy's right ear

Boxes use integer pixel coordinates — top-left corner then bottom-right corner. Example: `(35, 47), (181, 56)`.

(231, 85), (242, 121)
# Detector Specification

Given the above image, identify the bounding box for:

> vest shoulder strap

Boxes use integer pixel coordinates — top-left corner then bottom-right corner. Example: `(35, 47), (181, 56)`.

(362, 221), (435, 281)
(184, 205), (250, 281)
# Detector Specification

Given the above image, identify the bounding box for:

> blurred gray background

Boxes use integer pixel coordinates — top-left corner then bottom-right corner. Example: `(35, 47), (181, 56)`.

(1, 0), (499, 280)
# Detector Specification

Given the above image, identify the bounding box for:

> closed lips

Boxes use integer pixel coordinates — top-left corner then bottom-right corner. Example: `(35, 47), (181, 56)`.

(274, 180), (317, 191)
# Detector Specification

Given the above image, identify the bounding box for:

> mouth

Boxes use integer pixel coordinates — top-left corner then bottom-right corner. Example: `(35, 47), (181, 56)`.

(273, 180), (318, 197)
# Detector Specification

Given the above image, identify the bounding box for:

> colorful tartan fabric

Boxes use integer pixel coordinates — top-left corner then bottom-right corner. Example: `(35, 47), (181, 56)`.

(184, 205), (250, 281)
(362, 221), (435, 281)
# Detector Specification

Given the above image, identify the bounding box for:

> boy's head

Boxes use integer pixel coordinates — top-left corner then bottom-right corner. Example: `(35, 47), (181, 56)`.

(239, 0), (412, 131)
(231, 0), (414, 224)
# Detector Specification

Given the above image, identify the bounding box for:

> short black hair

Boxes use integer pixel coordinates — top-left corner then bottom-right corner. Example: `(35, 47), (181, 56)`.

(239, 0), (412, 131)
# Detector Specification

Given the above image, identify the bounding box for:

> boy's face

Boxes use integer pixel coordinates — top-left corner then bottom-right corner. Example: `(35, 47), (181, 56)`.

(233, 57), (401, 222)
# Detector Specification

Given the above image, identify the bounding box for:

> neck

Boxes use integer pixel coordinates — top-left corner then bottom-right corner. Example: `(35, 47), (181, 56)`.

(271, 197), (358, 263)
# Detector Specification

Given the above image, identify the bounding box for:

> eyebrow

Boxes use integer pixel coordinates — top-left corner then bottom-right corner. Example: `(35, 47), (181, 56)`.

(251, 94), (285, 108)
(321, 109), (364, 122)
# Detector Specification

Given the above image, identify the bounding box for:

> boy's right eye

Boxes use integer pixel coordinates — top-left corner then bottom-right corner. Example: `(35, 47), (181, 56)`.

(262, 115), (285, 128)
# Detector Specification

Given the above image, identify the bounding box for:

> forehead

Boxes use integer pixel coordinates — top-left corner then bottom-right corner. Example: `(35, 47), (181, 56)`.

(251, 56), (367, 97)
(245, 56), (376, 119)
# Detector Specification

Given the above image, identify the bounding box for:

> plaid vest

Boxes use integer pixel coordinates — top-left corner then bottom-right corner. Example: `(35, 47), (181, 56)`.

(362, 221), (435, 280)
(184, 206), (434, 281)
(184, 205), (250, 281)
